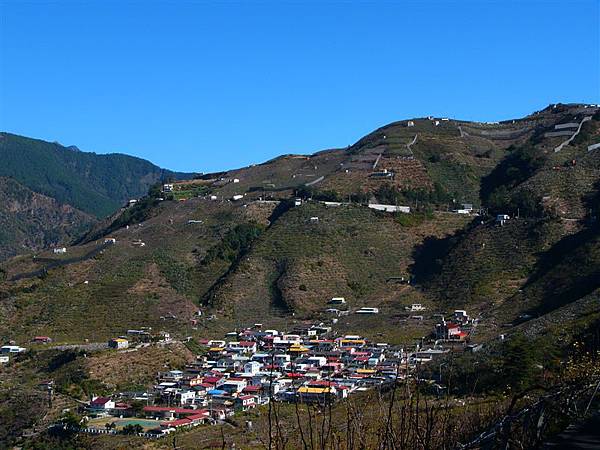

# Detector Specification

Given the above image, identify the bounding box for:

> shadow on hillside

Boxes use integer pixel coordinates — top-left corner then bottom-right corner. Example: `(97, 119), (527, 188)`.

(271, 259), (293, 315)
(409, 220), (474, 285)
(522, 181), (600, 315)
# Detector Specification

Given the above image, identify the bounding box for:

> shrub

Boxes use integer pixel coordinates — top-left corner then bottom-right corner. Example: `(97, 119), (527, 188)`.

(203, 223), (265, 265)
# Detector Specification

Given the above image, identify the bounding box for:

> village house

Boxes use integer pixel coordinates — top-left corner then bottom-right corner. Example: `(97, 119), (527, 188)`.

(0, 345), (26, 354)
(235, 395), (257, 411)
(108, 338), (129, 349)
(368, 204), (410, 213)
(88, 396), (115, 415)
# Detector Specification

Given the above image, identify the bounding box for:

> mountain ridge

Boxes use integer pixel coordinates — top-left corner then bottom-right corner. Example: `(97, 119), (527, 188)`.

(0, 132), (195, 218)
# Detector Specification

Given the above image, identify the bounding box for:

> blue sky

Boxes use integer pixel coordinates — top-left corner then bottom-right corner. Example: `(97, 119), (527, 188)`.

(1, 0), (599, 173)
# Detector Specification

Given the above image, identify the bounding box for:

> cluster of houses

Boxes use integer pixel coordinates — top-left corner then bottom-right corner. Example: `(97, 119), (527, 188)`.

(434, 310), (474, 342)
(82, 314), (474, 435)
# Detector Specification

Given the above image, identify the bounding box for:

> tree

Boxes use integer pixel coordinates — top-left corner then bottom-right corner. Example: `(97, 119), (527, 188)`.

(500, 334), (537, 390)
(122, 423), (143, 435)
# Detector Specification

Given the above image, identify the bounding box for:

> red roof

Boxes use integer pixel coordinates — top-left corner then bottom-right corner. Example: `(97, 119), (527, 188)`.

(238, 395), (255, 401)
(447, 323), (460, 329)
(286, 372), (304, 378)
(243, 385), (262, 392)
(308, 380), (339, 387)
(203, 376), (221, 384)
(239, 341), (256, 347)
(162, 418), (191, 427)
(90, 397), (112, 405)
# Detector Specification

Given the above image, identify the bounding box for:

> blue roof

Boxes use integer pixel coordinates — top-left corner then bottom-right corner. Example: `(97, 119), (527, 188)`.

(208, 389), (226, 395)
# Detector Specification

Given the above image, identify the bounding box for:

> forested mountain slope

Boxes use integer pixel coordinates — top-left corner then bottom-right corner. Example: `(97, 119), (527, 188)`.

(0, 132), (193, 218)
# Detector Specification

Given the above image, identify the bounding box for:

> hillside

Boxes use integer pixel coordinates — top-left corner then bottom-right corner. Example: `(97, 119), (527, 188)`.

(0, 177), (95, 261)
(2, 103), (600, 344)
(0, 132), (194, 218)
(409, 103), (600, 339)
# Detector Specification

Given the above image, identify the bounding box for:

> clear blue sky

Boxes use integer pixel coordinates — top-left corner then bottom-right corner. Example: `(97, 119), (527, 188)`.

(1, 0), (599, 173)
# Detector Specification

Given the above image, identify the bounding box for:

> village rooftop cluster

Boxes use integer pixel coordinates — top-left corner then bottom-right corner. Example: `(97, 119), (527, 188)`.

(59, 309), (478, 437)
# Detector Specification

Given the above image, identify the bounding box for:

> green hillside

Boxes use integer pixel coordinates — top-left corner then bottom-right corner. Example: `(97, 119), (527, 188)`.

(3, 104), (600, 344)
(0, 132), (194, 218)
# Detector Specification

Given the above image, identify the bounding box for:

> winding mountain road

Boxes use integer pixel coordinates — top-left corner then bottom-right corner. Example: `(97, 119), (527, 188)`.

(554, 116), (592, 153)
(406, 134), (418, 155)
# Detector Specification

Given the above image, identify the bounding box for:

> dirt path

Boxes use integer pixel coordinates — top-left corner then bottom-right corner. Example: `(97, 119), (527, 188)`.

(406, 134), (418, 156)
(305, 175), (325, 187)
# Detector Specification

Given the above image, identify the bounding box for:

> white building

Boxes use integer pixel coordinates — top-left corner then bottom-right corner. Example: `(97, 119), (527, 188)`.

(368, 204), (410, 213)
(496, 214), (510, 226)
(53, 247), (67, 254)
(328, 297), (346, 305)
(0, 345), (26, 354)
(108, 338), (129, 349)
(244, 361), (261, 375)
(356, 307), (379, 315)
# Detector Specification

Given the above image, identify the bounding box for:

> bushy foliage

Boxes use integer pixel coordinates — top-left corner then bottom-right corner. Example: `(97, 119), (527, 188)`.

(375, 183), (452, 207)
(295, 186), (342, 202)
(394, 210), (434, 227)
(203, 223), (265, 265)
(122, 424), (143, 434)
